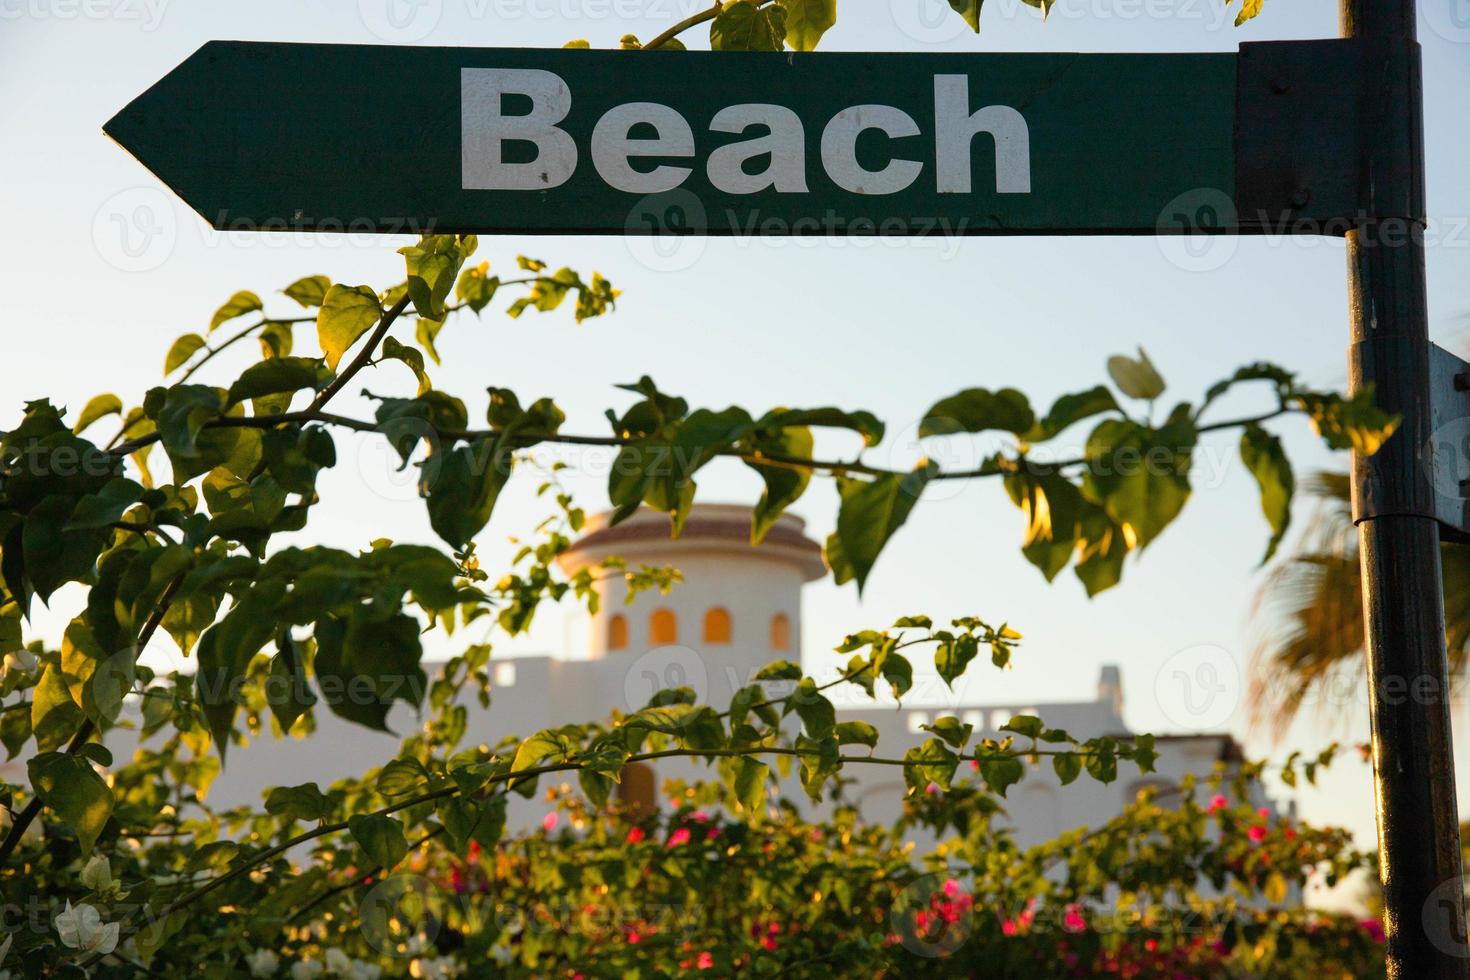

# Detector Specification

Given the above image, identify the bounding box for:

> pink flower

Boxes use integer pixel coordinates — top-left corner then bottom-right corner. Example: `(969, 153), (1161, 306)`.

(760, 935), (777, 951)
(668, 827), (691, 847)
(696, 951), (714, 970)
(626, 826), (646, 844)
(541, 811), (559, 832)
(1258, 807), (1271, 820)
(691, 810), (710, 823)
(1248, 824), (1268, 844)
(1207, 794), (1229, 813)
(1001, 919), (1018, 936)
(1063, 904), (1086, 933)
(1359, 918), (1386, 944)
(705, 826), (720, 840)
(942, 879), (960, 898)
(925, 782), (942, 796)
(627, 930), (641, 944)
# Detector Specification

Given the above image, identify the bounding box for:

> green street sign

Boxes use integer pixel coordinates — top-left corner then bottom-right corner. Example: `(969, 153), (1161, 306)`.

(105, 40), (1361, 237)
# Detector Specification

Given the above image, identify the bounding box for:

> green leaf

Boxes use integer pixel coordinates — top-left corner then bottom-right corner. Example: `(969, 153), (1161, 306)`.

(754, 407), (884, 447)
(196, 593), (277, 753)
(209, 290), (262, 332)
(711, 0), (788, 50)
(778, 0), (835, 50)
(1004, 472), (1085, 582)
(165, 333), (206, 374)
(1, 706), (31, 761)
(1074, 505), (1128, 597)
(879, 652), (913, 699)
(381, 337), (431, 396)
(511, 728), (577, 774)
(792, 678), (835, 740)
(934, 634), (979, 689)
(400, 236), (468, 321)
(28, 752), (113, 852)
(979, 754), (1024, 797)
(1081, 409), (1196, 550)
(377, 757), (430, 797)
(349, 813), (409, 869)
(265, 782), (332, 822)
(1239, 424), (1294, 563)
(920, 388), (1034, 438)
(948, 0), (981, 31)
(226, 357), (331, 406)
(258, 321), (294, 359)
(1106, 348), (1166, 400)
(284, 275), (332, 308)
(32, 663), (83, 752)
(921, 715), (974, 749)
(312, 611), (426, 733)
(64, 477), (145, 532)
(1233, 0), (1264, 26)
(1026, 386), (1120, 442)
(267, 633), (316, 732)
(999, 715), (1043, 739)
(1083, 739), (1118, 783)
(423, 438), (513, 550)
(73, 394), (122, 435)
(317, 284), (382, 372)
(1299, 387), (1400, 456)
(1053, 751), (1082, 786)
(746, 426), (812, 544)
(727, 756), (769, 815)
(834, 720), (879, 748)
(826, 463), (935, 592)
(796, 733), (840, 801)
(456, 261), (500, 314)
(904, 738), (959, 793)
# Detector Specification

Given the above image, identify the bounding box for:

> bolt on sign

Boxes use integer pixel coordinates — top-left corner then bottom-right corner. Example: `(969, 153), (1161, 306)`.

(104, 40), (1367, 239)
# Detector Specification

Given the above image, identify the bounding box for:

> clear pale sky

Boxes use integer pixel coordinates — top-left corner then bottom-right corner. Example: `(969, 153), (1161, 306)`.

(4, 1), (1470, 873)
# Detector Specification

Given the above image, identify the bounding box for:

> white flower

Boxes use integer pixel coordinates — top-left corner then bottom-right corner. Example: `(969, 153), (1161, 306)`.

(290, 960), (325, 980)
(324, 948), (351, 974)
(2, 651), (36, 677)
(81, 855), (112, 892)
(489, 943), (513, 966)
(54, 902), (119, 956)
(246, 948), (281, 978)
(410, 956), (461, 980)
(346, 961), (381, 980)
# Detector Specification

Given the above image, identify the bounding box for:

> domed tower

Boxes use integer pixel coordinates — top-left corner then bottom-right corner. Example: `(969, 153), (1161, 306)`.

(556, 504), (826, 706)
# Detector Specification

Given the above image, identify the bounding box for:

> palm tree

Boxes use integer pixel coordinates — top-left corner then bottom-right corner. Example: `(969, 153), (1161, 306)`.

(1250, 471), (1470, 735)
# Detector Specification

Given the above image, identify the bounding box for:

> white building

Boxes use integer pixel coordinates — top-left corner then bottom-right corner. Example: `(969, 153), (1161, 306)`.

(200, 504), (1275, 846)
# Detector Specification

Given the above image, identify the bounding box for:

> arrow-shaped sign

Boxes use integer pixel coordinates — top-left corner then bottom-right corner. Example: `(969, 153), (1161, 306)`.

(106, 40), (1364, 237)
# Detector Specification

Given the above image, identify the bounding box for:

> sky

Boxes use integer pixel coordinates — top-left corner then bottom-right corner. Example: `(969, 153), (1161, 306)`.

(3, 0), (1470, 879)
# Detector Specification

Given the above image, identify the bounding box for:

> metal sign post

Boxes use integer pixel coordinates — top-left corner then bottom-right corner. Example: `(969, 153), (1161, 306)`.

(1343, 1), (1467, 976)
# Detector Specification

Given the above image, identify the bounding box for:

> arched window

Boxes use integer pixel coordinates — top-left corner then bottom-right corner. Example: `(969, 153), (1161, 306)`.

(770, 613), (791, 651)
(607, 614), (628, 651)
(703, 607), (732, 644)
(649, 608), (678, 645)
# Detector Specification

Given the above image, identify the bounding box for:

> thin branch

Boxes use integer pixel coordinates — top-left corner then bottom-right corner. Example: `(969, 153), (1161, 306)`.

(107, 407), (1301, 483)
(644, 0), (777, 50)
(302, 293), (412, 418)
(287, 826), (446, 923)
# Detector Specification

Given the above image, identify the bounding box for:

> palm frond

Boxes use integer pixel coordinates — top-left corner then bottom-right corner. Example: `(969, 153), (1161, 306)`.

(1250, 468), (1470, 738)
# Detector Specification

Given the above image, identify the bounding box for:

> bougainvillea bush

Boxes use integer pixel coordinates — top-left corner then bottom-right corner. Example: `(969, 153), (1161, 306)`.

(0, 224), (1397, 977)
